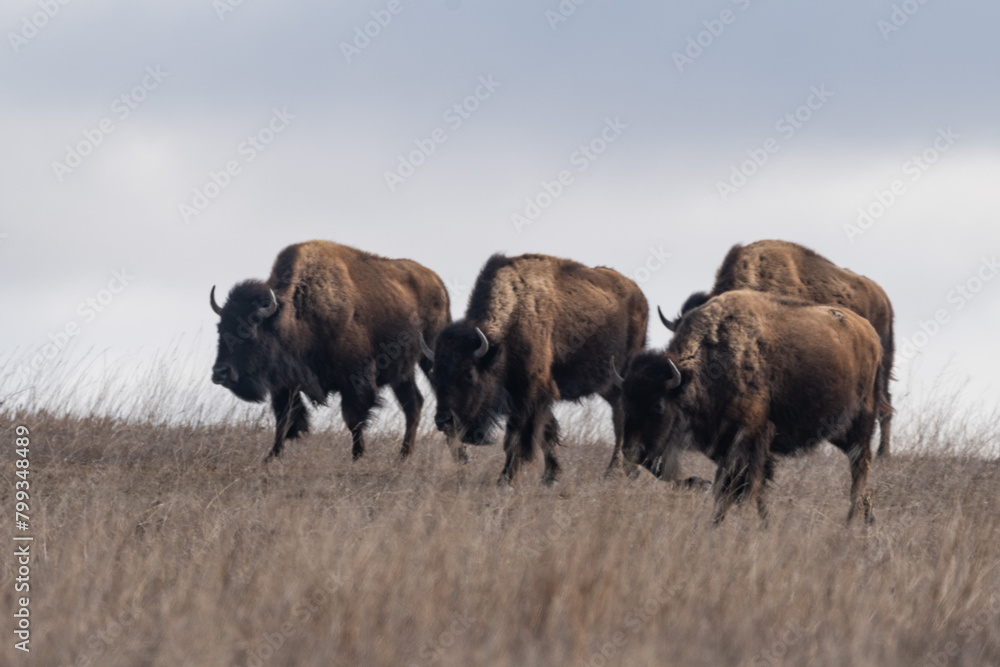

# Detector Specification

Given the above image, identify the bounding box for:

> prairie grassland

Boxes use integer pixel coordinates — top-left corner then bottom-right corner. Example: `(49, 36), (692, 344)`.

(2, 398), (999, 667)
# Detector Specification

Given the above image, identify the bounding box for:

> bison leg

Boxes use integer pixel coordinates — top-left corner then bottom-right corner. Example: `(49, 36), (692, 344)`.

(497, 427), (522, 486)
(498, 397), (547, 485)
(756, 456), (777, 527)
(602, 390), (640, 479)
(391, 377), (423, 459)
(836, 412), (877, 524)
(341, 386), (378, 461)
(540, 412), (561, 486)
(267, 388), (309, 461)
(711, 424), (774, 525)
(710, 463), (735, 525)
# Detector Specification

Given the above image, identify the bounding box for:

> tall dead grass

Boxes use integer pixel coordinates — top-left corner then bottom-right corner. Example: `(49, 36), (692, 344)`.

(1, 353), (999, 666)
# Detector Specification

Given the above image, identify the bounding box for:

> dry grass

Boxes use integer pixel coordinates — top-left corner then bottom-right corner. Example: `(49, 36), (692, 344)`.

(2, 398), (999, 667)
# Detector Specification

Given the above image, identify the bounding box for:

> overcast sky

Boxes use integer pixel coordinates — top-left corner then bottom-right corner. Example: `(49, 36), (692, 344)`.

(2, 0), (999, 421)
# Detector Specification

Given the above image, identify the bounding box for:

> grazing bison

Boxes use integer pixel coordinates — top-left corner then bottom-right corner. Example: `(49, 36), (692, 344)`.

(210, 240), (450, 461)
(625, 290), (883, 524)
(658, 240), (895, 457)
(422, 253), (648, 484)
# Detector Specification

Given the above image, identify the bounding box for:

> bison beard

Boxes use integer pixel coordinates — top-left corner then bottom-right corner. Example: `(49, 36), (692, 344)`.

(624, 290), (882, 525)
(210, 240), (451, 462)
(656, 239), (895, 458)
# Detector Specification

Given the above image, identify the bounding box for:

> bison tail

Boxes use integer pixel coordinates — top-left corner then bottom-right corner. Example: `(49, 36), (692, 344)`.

(882, 318), (897, 384)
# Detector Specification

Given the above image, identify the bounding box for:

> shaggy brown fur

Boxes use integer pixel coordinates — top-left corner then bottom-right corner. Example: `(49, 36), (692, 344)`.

(211, 240), (450, 461)
(628, 290), (882, 524)
(660, 240), (895, 457)
(427, 253), (648, 485)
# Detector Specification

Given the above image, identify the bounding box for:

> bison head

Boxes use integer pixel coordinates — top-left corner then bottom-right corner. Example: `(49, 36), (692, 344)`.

(210, 281), (280, 403)
(621, 351), (686, 478)
(424, 323), (507, 445)
(657, 291), (710, 332)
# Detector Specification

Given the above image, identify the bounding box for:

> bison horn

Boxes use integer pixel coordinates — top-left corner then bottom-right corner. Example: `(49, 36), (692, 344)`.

(610, 357), (625, 386)
(256, 289), (279, 320)
(657, 306), (677, 333)
(210, 286), (224, 316)
(665, 359), (682, 391)
(473, 327), (490, 359)
(419, 331), (435, 362)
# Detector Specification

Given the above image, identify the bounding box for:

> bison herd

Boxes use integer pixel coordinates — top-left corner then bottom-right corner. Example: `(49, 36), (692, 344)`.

(210, 239), (894, 525)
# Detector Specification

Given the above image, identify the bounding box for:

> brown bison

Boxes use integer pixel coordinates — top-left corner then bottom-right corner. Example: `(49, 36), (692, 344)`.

(422, 253), (648, 485)
(658, 240), (895, 457)
(210, 240), (450, 461)
(625, 290), (883, 524)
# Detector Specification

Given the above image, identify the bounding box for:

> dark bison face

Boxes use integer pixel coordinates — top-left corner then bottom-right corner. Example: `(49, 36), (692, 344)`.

(425, 324), (505, 445)
(622, 352), (686, 478)
(210, 281), (280, 403)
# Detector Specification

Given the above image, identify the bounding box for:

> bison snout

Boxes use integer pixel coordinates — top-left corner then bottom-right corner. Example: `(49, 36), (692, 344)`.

(435, 409), (455, 434)
(211, 364), (237, 385)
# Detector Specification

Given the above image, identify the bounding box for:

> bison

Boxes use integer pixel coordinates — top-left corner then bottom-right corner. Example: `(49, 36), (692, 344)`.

(210, 240), (450, 461)
(657, 240), (895, 457)
(625, 290), (883, 524)
(421, 253), (648, 485)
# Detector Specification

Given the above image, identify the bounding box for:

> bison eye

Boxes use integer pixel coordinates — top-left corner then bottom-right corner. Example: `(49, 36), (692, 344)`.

(653, 400), (667, 415)
(464, 370), (476, 382)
